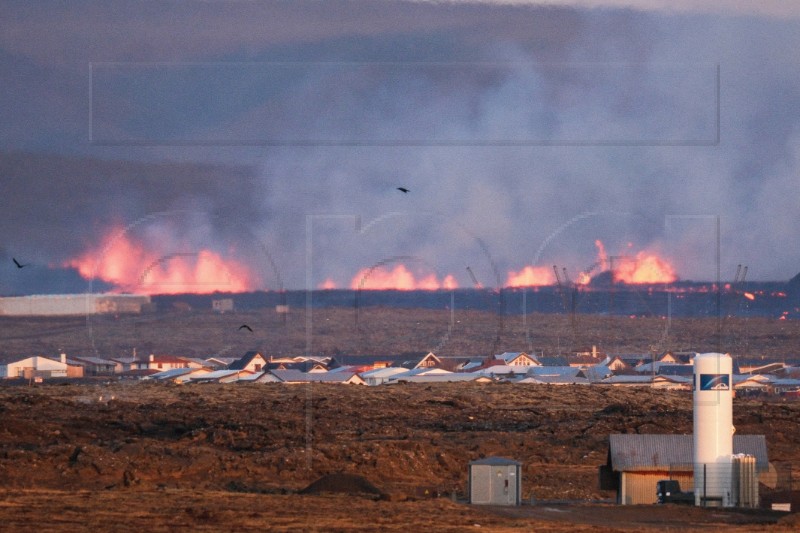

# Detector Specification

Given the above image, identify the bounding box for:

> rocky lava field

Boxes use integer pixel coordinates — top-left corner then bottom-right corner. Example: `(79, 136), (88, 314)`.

(1, 382), (799, 531)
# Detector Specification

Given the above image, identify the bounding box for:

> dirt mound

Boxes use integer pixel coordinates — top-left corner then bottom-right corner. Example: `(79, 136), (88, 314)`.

(778, 511), (800, 527)
(299, 473), (385, 498)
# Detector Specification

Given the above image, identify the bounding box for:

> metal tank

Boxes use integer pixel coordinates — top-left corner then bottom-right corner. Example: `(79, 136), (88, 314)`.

(693, 352), (734, 506)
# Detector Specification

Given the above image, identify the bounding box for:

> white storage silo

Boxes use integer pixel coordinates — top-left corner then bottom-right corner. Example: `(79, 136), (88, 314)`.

(693, 352), (734, 506)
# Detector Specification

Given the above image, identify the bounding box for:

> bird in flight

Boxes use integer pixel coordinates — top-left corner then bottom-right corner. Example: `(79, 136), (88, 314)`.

(238, 324), (253, 332)
(396, 187), (409, 193)
(12, 258), (29, 269)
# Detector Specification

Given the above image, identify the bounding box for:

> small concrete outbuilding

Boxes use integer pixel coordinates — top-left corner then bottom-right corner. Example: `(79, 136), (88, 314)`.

(468, 457), (522, 506)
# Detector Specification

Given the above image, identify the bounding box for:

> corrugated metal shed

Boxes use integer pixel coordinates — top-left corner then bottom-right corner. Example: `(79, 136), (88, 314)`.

(609, 434), (768, 472)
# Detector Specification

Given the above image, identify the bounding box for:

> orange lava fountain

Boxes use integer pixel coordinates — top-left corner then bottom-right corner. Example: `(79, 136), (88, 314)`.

(350, 264), (458, 290)
(63, 228), (256, 294)
(505, 265), (556, 287)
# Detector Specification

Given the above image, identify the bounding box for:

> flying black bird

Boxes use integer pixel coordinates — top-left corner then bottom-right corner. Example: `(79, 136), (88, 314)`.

(12, 258), (29, 269)
(238, 324), (253, 332)
(396, 187), (409, 193)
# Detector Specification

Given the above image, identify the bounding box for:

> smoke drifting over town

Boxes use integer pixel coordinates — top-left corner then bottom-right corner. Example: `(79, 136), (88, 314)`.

(1, 1), (799, 294)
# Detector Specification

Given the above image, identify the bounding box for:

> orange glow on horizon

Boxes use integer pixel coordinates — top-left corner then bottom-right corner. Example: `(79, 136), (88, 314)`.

(350, 264), (459, 290)
(507, 241), (677, 287)
(612, 251), (678, 284)
(505, 265), (556, 287)
(64, 228), (256, 294)
(743, 292), (756, 301)
(318, 278), (337, 290)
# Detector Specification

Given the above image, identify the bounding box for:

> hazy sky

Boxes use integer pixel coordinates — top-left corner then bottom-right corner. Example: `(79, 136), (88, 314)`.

(1, 0), (799, 294)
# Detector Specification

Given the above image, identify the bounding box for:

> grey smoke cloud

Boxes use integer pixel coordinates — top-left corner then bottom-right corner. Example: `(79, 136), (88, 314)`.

(0, 1), (799, 293)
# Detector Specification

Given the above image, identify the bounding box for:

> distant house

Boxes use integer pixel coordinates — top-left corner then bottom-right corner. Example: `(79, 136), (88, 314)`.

(228, 351), (268, 373)
(0, 354), (83, 379)
(474, 363), (529, 378)
(616, 354), (650, 368)
(601, 434), (768, 505)
(249, 371), (282, 384)
(566, 355), (603, 368)
(583, 364), (614, 382)
(606, 356), (633, 373)
(538, 356), (569, 367)
(398, 352), (442, 370)
(652, 364), (695, 378)
(452, 358), (485, 372)
(772, 378), (800, 394)
(204, 356), (238, 370)
(651, 375), (692, 390)
(328, 355), (401, 371)
(109, 356), (137, 373)
(360, 367), (409, 386)
(267, 360), (328, 373)
(389, 372), (493, 384)
(131, 354), (192, 372)
(188, 369), (254, 384)
(635, 361), (693, 375)
(70, 356), (117, 376)
(147, 367), (210, 384)
(733, 374), (773, 393)
(518, 374), (590, 385)
(598, 374), (653, 387)
(494, 352), (540, 367)
(527, 366), (584, 378)
(270, 369), (364, 385)
(660, 351), (696, 365)
(738, 359), (785, 375)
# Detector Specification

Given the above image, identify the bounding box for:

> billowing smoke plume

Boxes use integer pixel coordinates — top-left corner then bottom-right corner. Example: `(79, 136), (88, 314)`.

(1, 2), (799, 293)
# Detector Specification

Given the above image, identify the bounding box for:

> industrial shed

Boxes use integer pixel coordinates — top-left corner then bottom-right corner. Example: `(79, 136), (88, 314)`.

(0, 294), (150, 316)
(469, 457), (522, 506)
(601, 434), (768, 505)
(0, 355), (84, 379)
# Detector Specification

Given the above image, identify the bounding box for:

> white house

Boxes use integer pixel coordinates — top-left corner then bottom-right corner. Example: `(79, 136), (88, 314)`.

(494, 352), (540, 366)
(360, 367), (409, 386)
(0, 355), (79, 379)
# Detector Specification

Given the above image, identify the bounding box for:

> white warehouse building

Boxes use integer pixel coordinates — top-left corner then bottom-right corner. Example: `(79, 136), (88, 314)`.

(0, 294), (151, 316)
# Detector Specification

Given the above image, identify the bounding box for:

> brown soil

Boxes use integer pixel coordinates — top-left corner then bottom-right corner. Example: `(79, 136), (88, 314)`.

(0, 382), (798, 531)
(1, 308), (797, 360)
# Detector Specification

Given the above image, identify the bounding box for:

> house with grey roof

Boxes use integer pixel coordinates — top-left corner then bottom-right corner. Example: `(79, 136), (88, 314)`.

(270, 369), (365, 385)
(517, 374), (590, 385)
(145, 367), (210, 384)
(398, 351), (442, 369)
(328, 354), (412, 372)
(597, 374), (653, 387)
(537, 356), (569, 367)
(493, 352), (540, 367)
(387, 372), (493, 384)
(228, 351), (268, 372)
(360, 367), (409, 386)
(69, 356), (118, 376)
(186, 369), (255, 384)
(601, 434), (768, 505)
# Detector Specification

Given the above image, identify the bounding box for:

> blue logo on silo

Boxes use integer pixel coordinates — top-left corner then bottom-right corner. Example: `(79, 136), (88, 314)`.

(700, 374), (730, 391)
